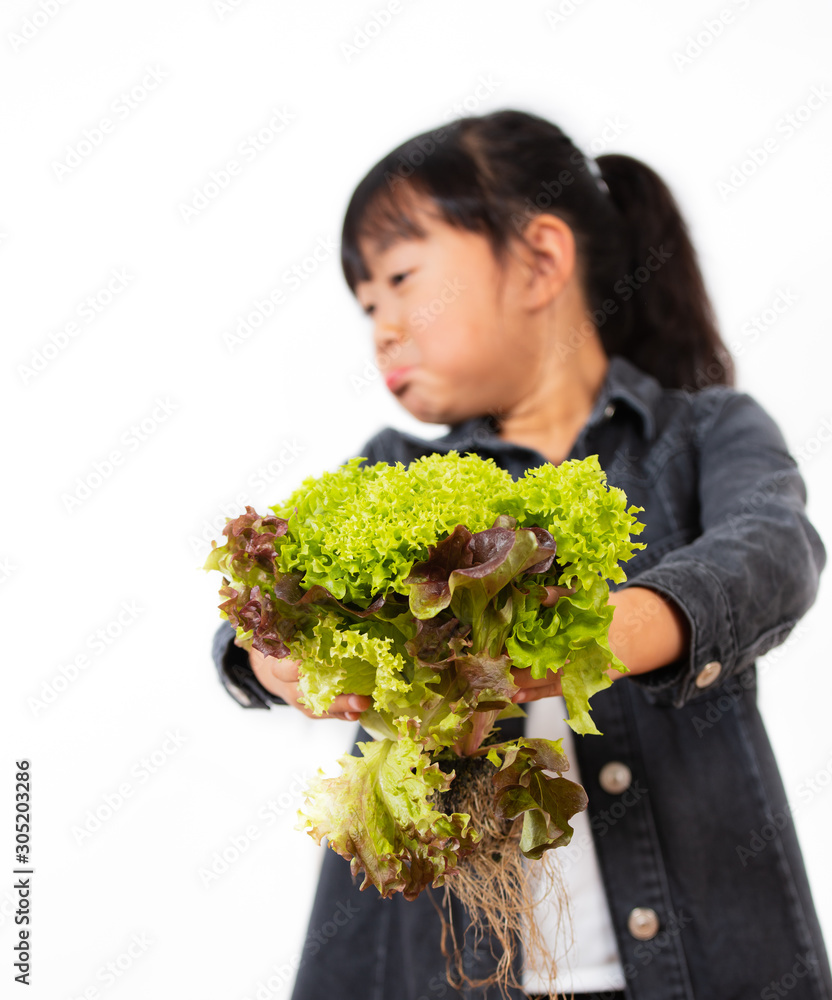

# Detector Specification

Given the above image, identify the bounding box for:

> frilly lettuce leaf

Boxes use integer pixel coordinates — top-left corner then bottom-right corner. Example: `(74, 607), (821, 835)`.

(485, 738), (589, 859)
(506, 575), (627, 736)
(296, 737), (481, 901)
(206, 452), (645, 738)
(497, 455), (645, 590)
(269, 453), (517, 602)
(404, 517), (556, 622)
(288, 612), (514, 752)
(205, 450), (644, 899)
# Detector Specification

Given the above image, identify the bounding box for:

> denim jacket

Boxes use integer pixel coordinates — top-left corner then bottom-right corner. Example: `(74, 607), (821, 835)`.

(211, 354), (831, 1000)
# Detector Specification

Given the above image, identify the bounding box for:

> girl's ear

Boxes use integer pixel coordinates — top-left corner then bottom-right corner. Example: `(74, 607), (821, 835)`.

(509, 213), (577, 311)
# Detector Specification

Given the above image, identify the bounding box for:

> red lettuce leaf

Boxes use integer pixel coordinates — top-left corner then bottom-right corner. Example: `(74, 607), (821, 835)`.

(485, 738), (589, 859)
(404, 614), (472, 668)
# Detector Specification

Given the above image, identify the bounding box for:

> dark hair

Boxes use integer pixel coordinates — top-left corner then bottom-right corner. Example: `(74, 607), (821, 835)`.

(340, 108), (733, 392)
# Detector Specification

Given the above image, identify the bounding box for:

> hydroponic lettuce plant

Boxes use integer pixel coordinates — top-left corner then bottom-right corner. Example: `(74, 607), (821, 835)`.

(204, 451), (645, 992)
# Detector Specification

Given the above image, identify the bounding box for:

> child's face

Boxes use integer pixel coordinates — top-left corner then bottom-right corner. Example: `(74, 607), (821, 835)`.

(354, 198), (546, 426)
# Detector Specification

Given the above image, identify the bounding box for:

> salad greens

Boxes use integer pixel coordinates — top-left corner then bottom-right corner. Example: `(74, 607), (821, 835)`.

(205, 450), (645, 900)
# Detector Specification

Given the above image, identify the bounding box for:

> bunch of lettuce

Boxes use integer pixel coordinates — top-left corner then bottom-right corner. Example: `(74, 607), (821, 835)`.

(205, 451), (645, 900)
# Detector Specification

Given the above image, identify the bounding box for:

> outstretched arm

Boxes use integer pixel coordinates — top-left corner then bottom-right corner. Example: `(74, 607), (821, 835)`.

(511, 585), (690, 702)
(512, 390), (825, 707)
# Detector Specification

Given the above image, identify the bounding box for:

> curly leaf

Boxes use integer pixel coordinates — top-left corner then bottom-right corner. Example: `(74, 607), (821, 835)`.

(297, 738), (481, 900)
(485, 738), (588, 859)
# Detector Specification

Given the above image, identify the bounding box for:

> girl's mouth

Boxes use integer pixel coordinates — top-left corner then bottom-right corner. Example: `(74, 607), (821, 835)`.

(385, 366), (413, 393)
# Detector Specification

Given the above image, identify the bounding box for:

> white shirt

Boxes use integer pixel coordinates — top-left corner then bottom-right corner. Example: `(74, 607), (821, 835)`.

(520, 695), (627, 994)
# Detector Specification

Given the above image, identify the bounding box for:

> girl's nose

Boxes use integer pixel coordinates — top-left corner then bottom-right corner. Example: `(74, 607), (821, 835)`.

(374, 322), (406, 358)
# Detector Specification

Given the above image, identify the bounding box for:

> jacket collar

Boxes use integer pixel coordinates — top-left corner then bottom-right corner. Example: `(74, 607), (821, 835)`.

(437, 354), (661, 450)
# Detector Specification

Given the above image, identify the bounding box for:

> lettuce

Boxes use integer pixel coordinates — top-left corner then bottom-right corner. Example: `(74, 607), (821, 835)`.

(296, 736), (481, 901)
(486, 738), (589, 859)
(205, 450), (645, 899)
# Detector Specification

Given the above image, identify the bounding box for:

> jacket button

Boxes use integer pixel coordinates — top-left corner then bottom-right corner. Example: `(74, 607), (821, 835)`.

(695, 660), (722, 688)
(628, 907), (660, 940)
(603, 402), (616, 419)
(599, 761), (632, 794)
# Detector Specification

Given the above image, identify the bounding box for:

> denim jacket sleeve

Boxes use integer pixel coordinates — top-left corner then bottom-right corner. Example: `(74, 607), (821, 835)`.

(618, 388), (827, 708)
(211, 618), (288, 708)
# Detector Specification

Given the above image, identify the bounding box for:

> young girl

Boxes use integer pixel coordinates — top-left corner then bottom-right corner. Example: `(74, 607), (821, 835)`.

(212, 108), (831, 1000)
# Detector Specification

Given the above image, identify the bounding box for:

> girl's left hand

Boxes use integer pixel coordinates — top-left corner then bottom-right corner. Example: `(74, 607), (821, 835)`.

(510, 659), (625, 704)
(510, 664), (564, 703)
(508, 584), (614, 705)
(509, 582), (690, 704)
(509, 585), (569, 704)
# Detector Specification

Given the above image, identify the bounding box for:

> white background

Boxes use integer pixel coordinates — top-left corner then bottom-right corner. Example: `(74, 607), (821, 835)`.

(3, 1), (832, 997)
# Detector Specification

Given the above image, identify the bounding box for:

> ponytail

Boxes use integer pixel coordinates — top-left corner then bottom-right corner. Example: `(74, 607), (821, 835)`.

(341, 109), (734, 391)
(595, 153), (733, 390)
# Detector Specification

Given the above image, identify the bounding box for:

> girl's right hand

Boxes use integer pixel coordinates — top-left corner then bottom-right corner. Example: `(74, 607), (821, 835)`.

(247, 647), (371, 721)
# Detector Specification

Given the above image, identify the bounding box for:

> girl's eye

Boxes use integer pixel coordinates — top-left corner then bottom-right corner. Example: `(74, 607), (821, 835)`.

(362, 272), (411, 316)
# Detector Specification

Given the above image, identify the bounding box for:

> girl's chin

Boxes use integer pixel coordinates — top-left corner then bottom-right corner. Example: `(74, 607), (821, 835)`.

(393, 391), (452, 426)
(390, 382), (479, 426)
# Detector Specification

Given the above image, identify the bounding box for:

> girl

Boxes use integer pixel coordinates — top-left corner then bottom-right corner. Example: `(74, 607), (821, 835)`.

(212, 108), (831, 1000)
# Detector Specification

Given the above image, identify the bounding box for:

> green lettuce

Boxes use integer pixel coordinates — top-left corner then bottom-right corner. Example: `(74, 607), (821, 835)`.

(486, 738), (589, 859)
(296, 736), (481, 901)
(205, 450), (645, 899)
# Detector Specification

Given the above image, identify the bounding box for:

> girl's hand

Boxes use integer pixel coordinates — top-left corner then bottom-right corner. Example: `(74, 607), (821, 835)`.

(509, 585), (568, 703)
(509, 584), (619, 704)
(509, 583), (691, 704)
(510, 664), (564, 703)
(509, 659), (625, 704)
(247, 647), (372, 721)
